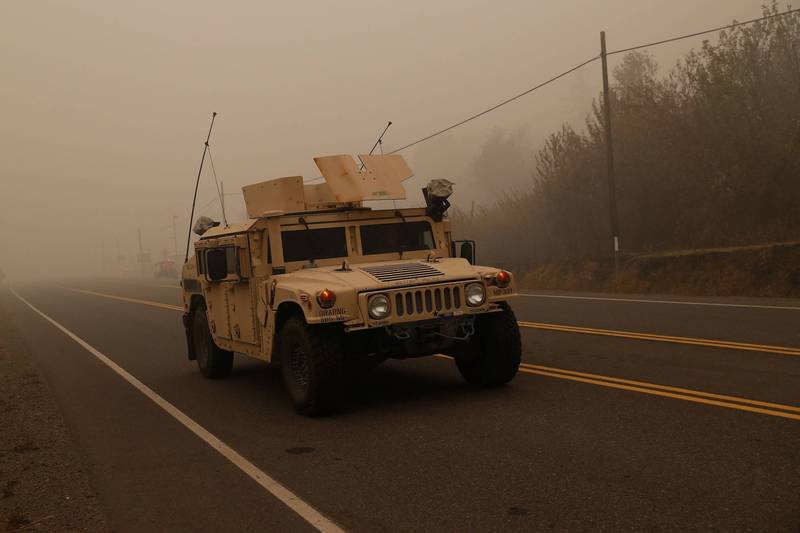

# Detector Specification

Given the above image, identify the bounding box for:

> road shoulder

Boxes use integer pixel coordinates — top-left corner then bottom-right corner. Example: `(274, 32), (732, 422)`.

(0, 289), (109, 532)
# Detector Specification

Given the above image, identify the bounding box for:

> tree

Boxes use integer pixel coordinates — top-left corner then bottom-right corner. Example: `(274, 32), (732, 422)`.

(455, 2), (800, 267)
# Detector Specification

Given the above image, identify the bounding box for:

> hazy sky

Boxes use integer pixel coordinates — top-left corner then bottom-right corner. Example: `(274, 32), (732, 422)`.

(0, 0), (768, 278)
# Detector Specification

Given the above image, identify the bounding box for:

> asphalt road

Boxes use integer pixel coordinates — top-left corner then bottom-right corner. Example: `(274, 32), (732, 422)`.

(4, 279), (800, 532)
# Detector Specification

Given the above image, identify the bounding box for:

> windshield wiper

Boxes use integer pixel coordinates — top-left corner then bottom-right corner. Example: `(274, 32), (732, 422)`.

(298, 217), (320, 267)
(394, 210), (418, 260)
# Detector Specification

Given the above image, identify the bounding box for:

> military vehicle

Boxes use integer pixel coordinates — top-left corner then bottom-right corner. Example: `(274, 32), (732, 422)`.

(155, 260), (178, 279)
(181, 154), (521, 416)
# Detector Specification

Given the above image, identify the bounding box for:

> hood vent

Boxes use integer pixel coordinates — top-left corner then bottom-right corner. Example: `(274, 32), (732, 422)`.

(361, 263), (444, 282)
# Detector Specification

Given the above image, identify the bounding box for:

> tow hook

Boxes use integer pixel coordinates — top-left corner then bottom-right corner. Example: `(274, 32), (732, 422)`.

(387, 327), (412, 340)
(433, 320), (475, 341)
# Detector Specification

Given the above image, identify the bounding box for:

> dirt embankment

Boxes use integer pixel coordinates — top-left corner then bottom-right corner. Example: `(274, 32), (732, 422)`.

(0, 291), (109, 532)
(519, 242), (800, 298)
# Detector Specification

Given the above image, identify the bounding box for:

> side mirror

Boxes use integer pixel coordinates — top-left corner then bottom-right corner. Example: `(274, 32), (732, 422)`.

(206, 248), (229, 281)
(459, 241), (475, 265)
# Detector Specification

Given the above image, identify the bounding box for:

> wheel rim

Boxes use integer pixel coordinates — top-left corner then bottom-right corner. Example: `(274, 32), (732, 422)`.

(288, 344), (310, 395)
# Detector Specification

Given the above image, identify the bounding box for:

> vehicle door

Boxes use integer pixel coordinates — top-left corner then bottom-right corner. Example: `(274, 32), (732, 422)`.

(201, 246), (233, 340)
(226, 238), (258, 345)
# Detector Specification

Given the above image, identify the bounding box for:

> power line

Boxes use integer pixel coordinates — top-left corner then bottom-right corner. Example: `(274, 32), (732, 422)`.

(388, 55), (599, 154)
(608, 6), (800, 56)
(387, 7), (800, 155)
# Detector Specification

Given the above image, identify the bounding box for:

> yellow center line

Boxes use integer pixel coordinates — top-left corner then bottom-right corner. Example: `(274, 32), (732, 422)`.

(519, 321), (800, 356)
(62, 286), (800, 421)
(61, 287), (183, 312)
(520, 363), (800, 413)
(429, 354), (800, 421)
(519, 367), (800, 421)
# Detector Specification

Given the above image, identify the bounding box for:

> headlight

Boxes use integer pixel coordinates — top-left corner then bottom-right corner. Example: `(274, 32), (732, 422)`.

(368, 294), (391, 319)
(465, 283), (486, 307)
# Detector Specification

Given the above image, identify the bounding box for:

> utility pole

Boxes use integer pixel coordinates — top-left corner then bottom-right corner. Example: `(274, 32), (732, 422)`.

(137, 227), (150, 277)
(600, 31), (621, 279)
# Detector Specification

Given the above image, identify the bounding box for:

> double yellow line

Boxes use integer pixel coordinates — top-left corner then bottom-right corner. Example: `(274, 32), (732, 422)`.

(518, 363), (800, 421)
(62, 288), (183, 312)
(519, 321), (800, 357)
(62, 286), (800, 421)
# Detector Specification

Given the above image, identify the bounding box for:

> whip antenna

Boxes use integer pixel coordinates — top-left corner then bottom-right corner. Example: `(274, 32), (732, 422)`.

(359, 121), (392, 170)
(184, 112), (217, 262)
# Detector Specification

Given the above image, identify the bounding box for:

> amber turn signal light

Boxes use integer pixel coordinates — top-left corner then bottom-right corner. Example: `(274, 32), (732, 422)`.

(494, 270), (511, 288)
(317, 289), (337, 308)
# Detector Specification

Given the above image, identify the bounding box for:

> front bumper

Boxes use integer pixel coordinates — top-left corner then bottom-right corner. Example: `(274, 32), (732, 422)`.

(345, 314), (476, 359)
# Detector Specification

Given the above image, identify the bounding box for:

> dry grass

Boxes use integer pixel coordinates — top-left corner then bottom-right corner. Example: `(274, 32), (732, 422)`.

(518, 242), (800, 298)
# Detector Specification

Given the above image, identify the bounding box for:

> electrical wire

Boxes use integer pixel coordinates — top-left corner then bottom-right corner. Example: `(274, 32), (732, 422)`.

(386, 7), (800, 155)
(388, 55), (600, 154)
(299, 8), (800, 173)
(608, 7), (800, 56)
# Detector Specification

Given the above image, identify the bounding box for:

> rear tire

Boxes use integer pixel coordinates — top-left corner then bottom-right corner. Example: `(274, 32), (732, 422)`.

(455, 305), (521, 386)
(279, 316), (345, 417)
(192, 307), (234, 379)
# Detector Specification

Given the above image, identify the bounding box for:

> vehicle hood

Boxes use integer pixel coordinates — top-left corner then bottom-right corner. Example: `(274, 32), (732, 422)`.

(275, 258), (480, 293)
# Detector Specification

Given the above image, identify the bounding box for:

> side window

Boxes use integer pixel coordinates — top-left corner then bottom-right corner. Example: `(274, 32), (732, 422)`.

(205, 246), (242, 281)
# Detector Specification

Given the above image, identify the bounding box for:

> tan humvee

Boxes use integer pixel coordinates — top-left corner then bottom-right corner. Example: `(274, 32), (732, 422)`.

(181, 154), (521, 416)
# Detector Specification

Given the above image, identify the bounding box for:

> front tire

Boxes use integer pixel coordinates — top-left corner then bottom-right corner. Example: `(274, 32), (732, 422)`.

(279, 316), (345, 417)
(192, 307), (234, 379)
(455, 305), (521, 386)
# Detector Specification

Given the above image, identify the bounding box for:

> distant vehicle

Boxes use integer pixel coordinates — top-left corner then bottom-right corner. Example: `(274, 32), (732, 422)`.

(180, 154), (521, 416)
(155, 260), (178, 279)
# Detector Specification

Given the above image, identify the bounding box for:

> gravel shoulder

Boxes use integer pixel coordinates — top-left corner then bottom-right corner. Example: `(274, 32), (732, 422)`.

(0, 289), (109, 532)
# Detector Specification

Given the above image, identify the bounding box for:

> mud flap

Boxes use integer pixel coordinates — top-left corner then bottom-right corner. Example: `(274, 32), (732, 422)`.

(182, 312), (196, 360)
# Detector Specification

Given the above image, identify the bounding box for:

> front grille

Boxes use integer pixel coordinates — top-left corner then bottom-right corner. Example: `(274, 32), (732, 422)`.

(393, 285), (462, 317)
(361, 262), (444, 283)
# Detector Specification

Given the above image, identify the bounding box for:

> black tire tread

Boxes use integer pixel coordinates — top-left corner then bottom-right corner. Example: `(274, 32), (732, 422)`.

(280, 316), (345, 416)
(193, 307), (234, 379)
(456, 305), (521, 386)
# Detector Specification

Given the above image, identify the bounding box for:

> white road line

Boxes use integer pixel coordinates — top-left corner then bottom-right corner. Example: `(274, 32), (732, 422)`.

(519, 292), (800, 311)
(10, 287), (345, 533)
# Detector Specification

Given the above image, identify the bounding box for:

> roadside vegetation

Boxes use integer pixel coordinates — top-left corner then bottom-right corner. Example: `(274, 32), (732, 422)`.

(453, 3), (800, 295)
(0, 292), (109, 532)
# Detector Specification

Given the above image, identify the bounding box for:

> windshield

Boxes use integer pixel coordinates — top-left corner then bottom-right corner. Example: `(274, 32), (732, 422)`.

(360, 221), (435, 255)
(282, 227), (347, 262)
